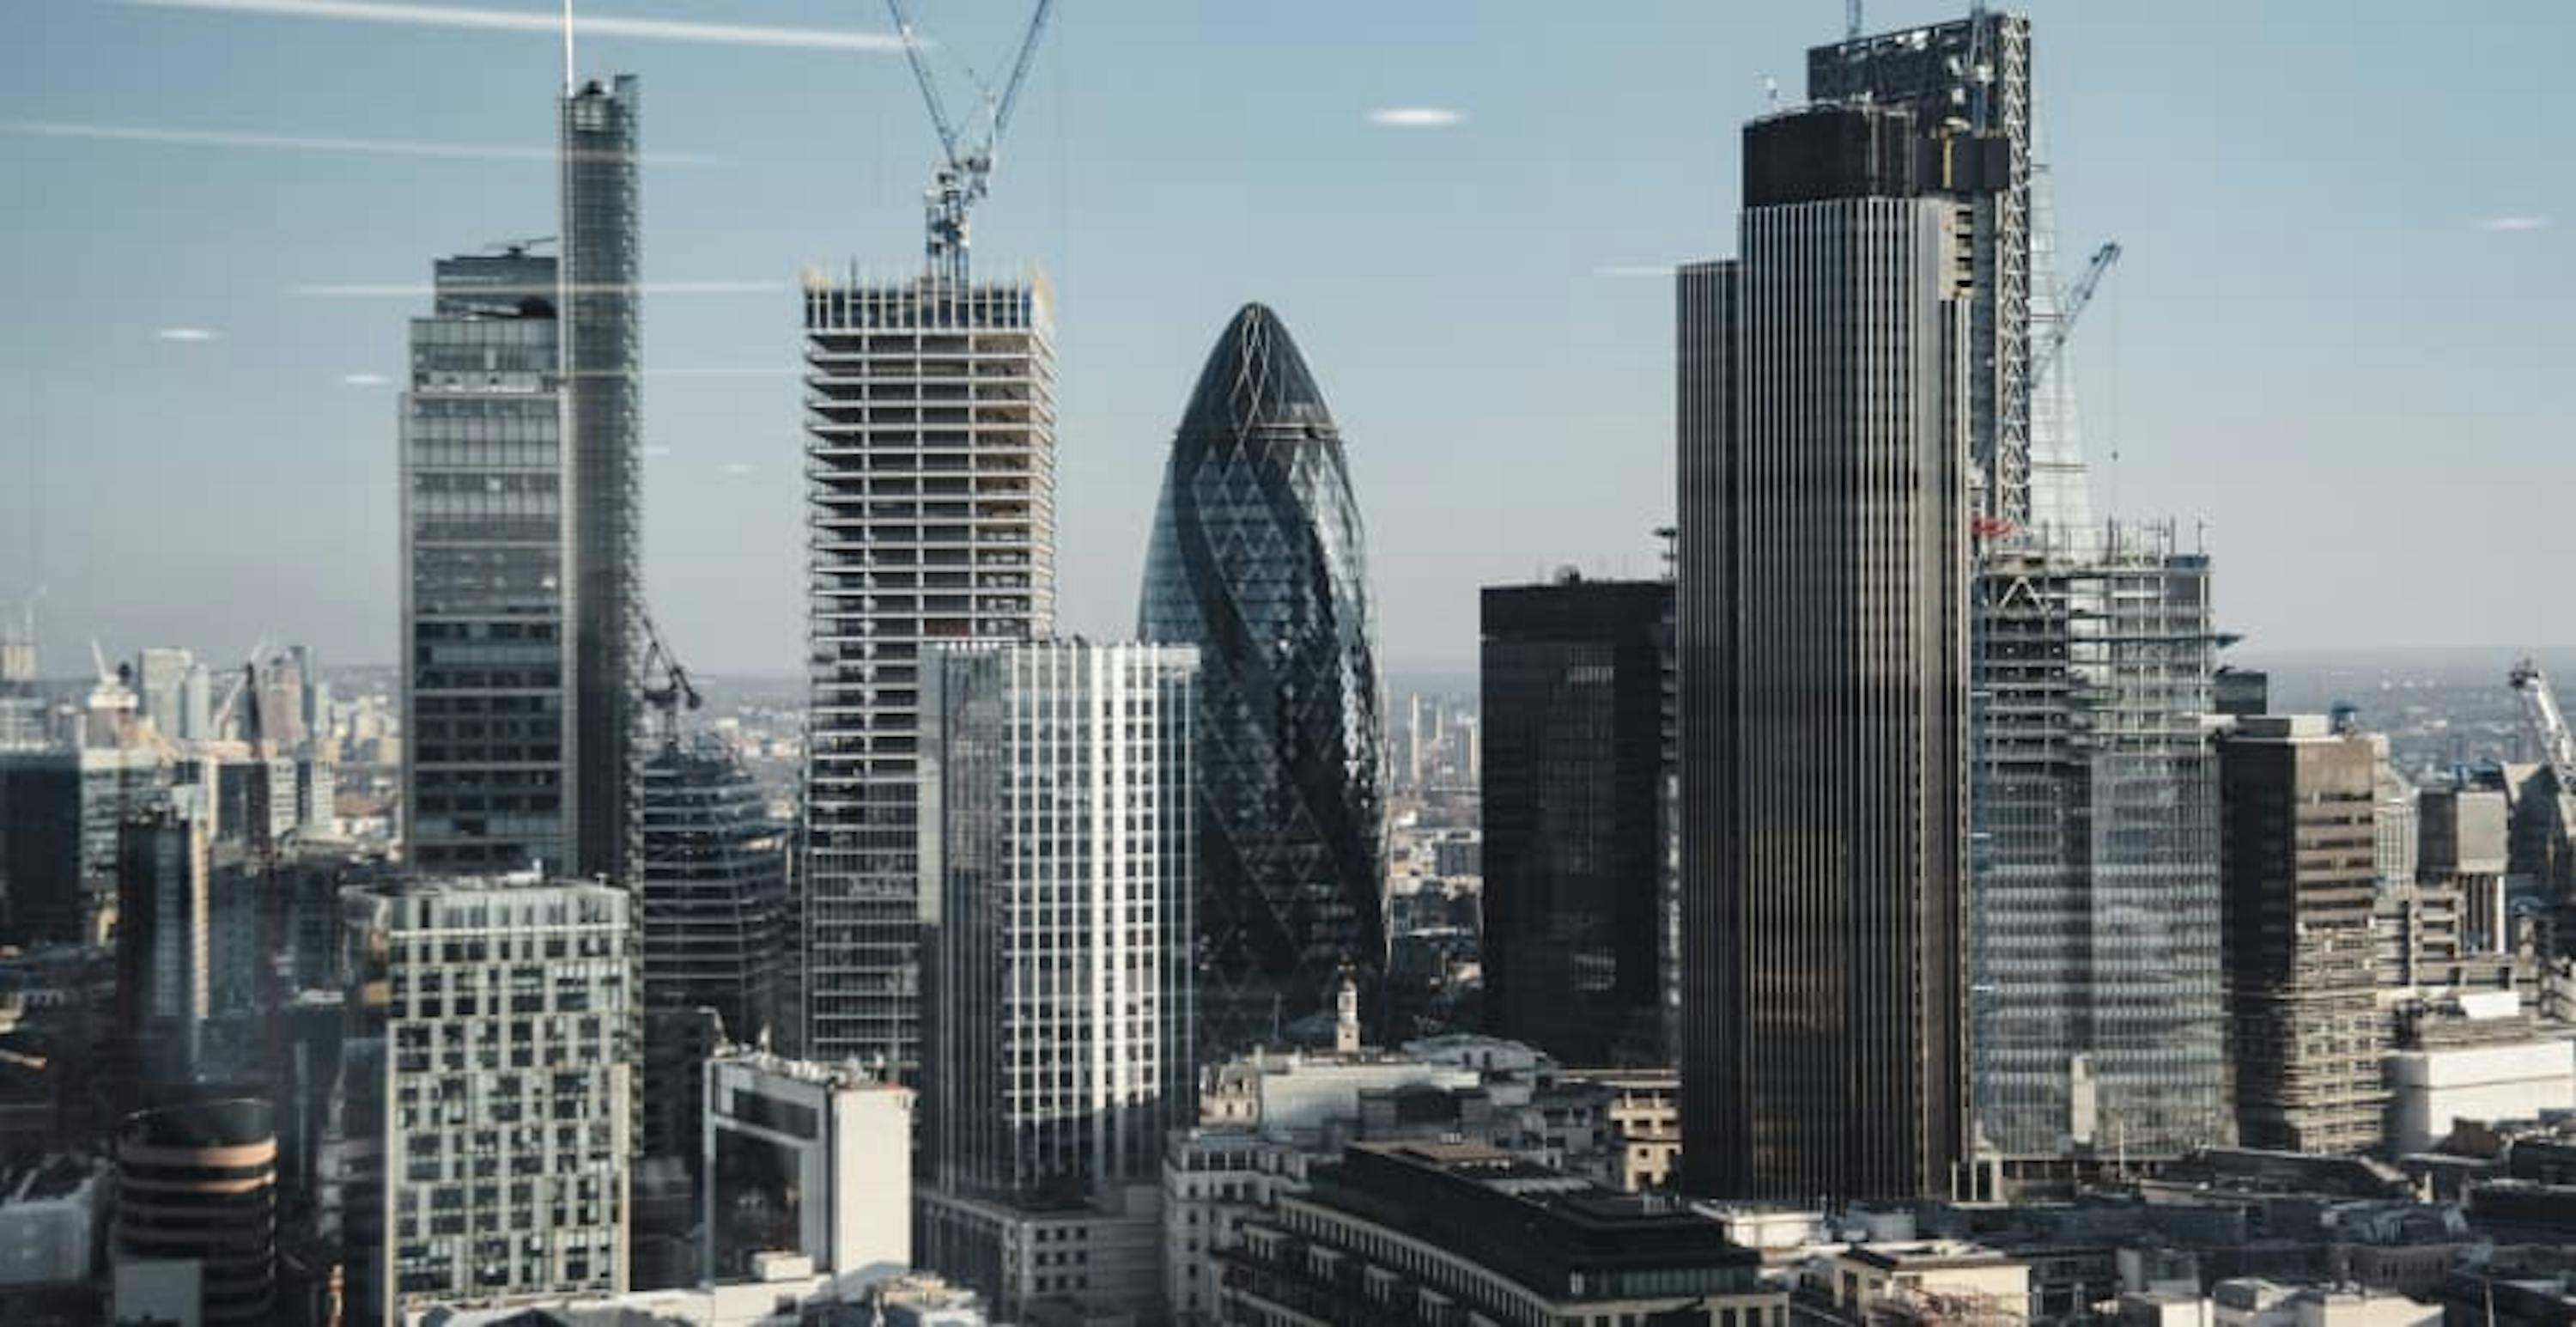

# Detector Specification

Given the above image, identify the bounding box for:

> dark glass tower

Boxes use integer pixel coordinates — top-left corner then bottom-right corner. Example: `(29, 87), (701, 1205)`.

(1678, 105), (1972, 1202)
(1138, 303), (1384, 1055)
(1479, 575), (1672, 1066)
(562, 76), (643, 886)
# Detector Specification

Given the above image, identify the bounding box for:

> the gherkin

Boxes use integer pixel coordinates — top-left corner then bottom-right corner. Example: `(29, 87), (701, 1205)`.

(1139, 303), (1385, 1055)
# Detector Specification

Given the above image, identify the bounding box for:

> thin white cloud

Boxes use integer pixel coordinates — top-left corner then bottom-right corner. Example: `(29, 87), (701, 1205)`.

(155, 327), (219, 342)
(118, 0), (904, 52)
(719, 462), (756, 476)
(342, 372), (392, 386)
(2479, 216), (2551, 233)
(1367, 107), (1465, 129)
(290, 279), (787, 297)
(1594, 264), (1678, 278)
(3, 119), (717, 166)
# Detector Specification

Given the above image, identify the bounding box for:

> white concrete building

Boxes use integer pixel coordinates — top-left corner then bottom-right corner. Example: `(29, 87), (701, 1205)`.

(343, 876), (635, 1325)
(915, 642), (1194, 1324)
(2386, 1034), (2576, 1152)
(702, 1047), (914, 1294)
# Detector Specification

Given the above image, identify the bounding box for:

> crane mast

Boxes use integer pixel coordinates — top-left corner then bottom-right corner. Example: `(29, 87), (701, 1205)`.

(2512, 657), (2576, 797)
(883, 0), (1056, 287)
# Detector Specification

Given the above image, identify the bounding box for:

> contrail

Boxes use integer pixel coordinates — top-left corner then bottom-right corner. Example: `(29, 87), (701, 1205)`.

(290, 279), (787, 297)
(116, 0), (906, 52)
(5, 119), (720, 166)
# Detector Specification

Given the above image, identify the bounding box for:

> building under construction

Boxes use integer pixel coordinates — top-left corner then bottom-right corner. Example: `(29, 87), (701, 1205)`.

(1971, 523), (2230, 1160)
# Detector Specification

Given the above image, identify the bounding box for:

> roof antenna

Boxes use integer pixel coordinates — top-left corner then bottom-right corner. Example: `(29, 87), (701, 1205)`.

(561, 0), (574, 94)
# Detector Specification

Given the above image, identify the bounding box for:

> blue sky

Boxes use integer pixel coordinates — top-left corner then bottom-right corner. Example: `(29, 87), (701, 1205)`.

(6, 0), (2572, 674)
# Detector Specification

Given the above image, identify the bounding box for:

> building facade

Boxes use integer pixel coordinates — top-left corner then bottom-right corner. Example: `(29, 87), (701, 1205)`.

(799, 272), (1057, 1073)
(341, 877), (635, 1324)
(399, 250), (572, 876)
(919, 642), (1195, 1199)
(916, 642), (1195, 1322)
(562, 74), (644, 887)
(641, 738), (787, 1045)
(1971, 528), (2230, 1160)
(1137, 301), (1385, 1056)
(702, 1048), (913, 1291)
(115, 810), (213, 1092)
(1479, 574), (1672, 1067)
(2218, 716), (2386, 1154)
(1678, 103), (1973, 1202)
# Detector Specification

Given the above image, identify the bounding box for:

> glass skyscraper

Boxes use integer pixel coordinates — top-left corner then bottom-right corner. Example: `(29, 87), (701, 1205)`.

(1137, 302), (1384, 1056)
(1479, 575), (1673, 1067)
(399, 251), (570, 874)
(562, 75), (644, 886)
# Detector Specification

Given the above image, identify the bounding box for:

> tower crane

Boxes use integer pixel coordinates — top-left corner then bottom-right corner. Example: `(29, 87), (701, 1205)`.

(641, 607), (702, 752)
(883, 0), (1055, 287)
(2511, 657), (2576, 797)
(2034, 240), (2121, 378)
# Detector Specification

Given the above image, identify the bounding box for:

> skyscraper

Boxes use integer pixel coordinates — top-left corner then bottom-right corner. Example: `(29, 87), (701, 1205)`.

(399, 249), (571, 875)
(115, 809), (213, 1091)
(916, 642), (1194, 1321)
(799, 272), (1057, 1071)
(1479, 573), (1672, 1067)
(2219, 715), (2386, 1154)
(135, 647), (193, 740)
(1677, 103), (1972, 1202)
(1137, 302), (1385, 1055)
(919, 642), (1195, 1198)
(562, 75), (644, 887)
(1972, 528), (2229, 1159)
(641, 737), (787, 1047)
(341, 876), (635, 1324)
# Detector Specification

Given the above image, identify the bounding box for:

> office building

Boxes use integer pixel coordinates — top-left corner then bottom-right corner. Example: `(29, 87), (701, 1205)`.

(1219, 1141), (1783, 1327)
(1479, 573), (1672, 1067)
(1137, 301), (1386, 1055)
(641, 738), (787, 1046)
(799, 271), (1056, 1072)
(135, 648), (193, 741)
(2219, 716), (2386, 1154)
(562, 75), (645, 886)
(341, 876), (635, 1324)
(1677, 102), (1973, 1202)
(916, 642), (1195, 1322)
(3, 742), (167, 947)
(702, 1047), (913, 1292)
(399, 248), (572, 875)
(1971, 528), (2230, 1160)
(111, 1098), (279, 1327)
(115, 811), (213, 1091)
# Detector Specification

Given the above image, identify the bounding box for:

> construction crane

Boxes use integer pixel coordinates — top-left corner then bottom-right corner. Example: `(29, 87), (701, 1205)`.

(2512, 657), (2576, 798)
(641, 607), (702, 751)
(884, 0), (1055, 287)
(2033, 240), (2121, 377)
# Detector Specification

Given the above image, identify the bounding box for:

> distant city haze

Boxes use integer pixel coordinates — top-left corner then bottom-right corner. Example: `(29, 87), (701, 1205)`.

(6, 1), (2572, 673)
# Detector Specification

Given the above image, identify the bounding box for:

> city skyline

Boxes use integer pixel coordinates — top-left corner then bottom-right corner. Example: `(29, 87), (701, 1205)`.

(9, 1), (2573, 675)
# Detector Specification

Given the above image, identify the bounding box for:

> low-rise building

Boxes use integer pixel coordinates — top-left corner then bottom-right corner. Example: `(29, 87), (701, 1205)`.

(1815, 1241), (2032, 1326)
(0, 1154), (101, 1287)
(1220, 1141), (1780, 1327)
(702, 1047), (912, 1295)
